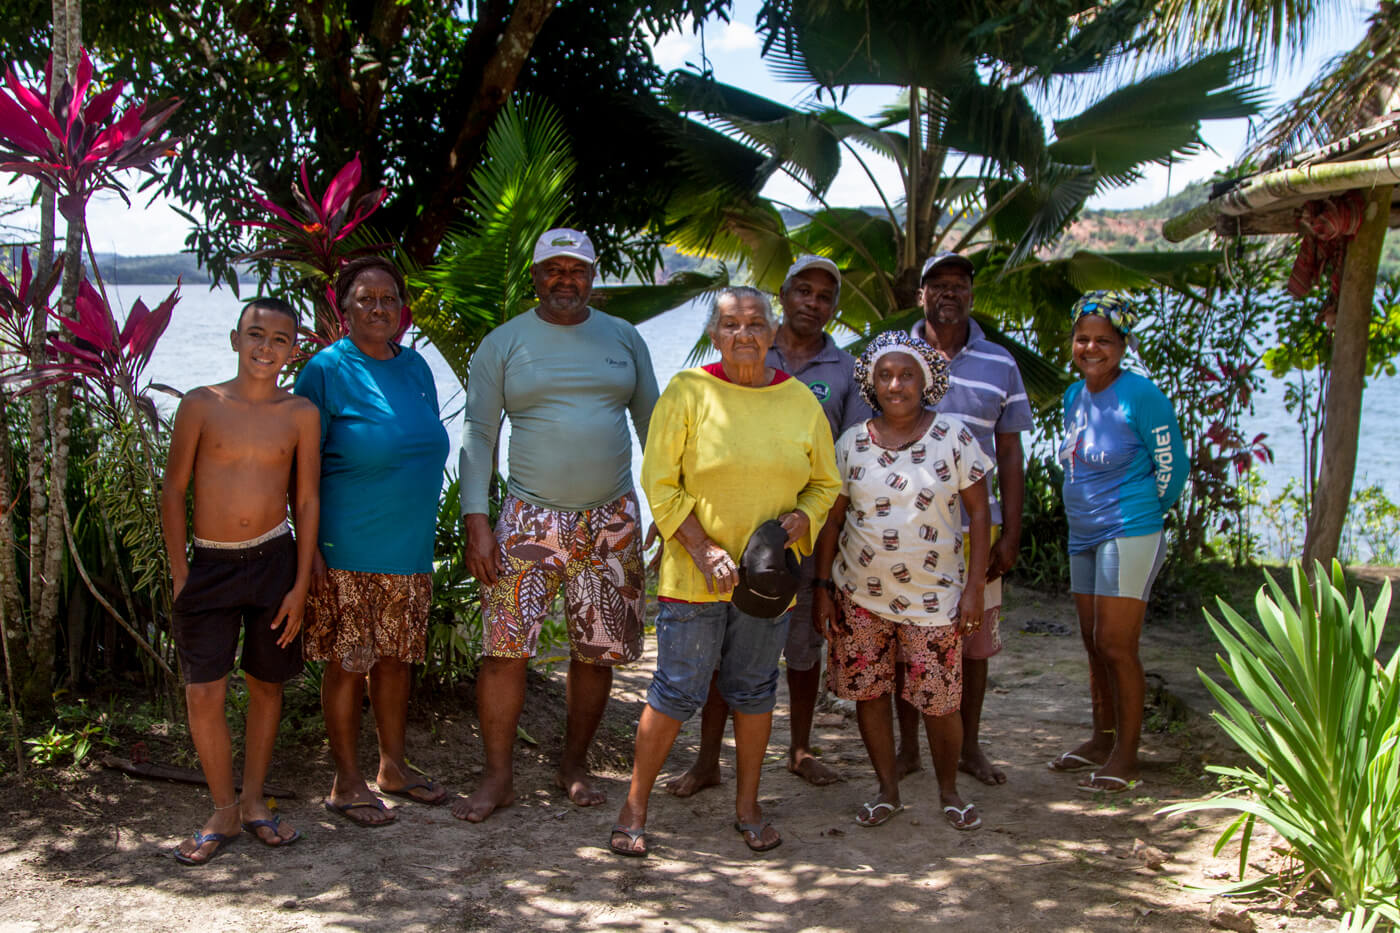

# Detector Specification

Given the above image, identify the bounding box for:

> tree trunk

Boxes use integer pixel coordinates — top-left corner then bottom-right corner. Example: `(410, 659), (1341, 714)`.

(19, 0), (82, 713)
(1302, 184), (1393, 568)
(402, 0), (557, 263)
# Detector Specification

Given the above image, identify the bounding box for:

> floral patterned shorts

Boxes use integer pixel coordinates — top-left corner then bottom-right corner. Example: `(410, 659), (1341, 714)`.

(828, 591), (963, 717)
(482, 492), (645, 665)
(304, 569), (432, 674)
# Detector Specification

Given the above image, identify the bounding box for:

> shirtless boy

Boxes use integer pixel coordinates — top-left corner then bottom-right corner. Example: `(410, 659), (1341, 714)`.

(160, 297), (321, 866)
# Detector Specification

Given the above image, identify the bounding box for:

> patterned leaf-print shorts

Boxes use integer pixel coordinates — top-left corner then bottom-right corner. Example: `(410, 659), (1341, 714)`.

(828, 591), (963, 717)
(482, 492), (645, 665)
(304, 569), (432, 674)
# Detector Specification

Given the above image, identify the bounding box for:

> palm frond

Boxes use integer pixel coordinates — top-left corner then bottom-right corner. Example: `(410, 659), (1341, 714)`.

(414, 96), (575, 385)
(1049, 49), (1264, 176)
(591, 269), (733, 327)
(1248, 4), (1400, 163)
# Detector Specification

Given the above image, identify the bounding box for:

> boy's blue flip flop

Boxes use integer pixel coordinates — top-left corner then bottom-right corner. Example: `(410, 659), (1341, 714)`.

(324, 798), (396, 827)
(242, 816), (302, 847)
(173, 831), (238, 866)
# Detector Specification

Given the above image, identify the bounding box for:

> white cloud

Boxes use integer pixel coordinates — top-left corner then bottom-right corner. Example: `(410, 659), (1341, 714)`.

(650, 31), (699, 72)
(715, 21), (759, 53)
(8, 190), (200, 256)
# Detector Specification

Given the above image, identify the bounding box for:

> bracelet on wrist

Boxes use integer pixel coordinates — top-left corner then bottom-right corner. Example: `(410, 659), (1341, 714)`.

(811, 577), (836, 593)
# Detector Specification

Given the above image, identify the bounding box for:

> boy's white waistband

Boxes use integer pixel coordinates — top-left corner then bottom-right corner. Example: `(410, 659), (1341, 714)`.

(193, 521), (291, 550)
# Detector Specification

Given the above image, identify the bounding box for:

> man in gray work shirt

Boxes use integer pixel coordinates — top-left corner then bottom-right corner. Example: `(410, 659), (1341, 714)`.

(455, 228), (660, 823)
(666, 254), (871, 798)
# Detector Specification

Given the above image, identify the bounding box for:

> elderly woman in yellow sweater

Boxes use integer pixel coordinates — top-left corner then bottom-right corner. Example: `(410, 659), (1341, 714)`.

(609, 286), (841, 858)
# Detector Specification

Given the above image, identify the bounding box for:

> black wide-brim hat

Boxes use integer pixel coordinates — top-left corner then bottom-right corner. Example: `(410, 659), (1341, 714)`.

(731, 519), (801, 619)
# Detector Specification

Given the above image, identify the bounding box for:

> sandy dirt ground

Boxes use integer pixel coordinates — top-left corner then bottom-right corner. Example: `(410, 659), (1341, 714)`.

(0, 583), (1345, 932)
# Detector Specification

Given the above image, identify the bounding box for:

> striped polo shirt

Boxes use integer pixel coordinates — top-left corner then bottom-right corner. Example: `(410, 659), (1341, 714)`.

(910, 318), (1034, 527)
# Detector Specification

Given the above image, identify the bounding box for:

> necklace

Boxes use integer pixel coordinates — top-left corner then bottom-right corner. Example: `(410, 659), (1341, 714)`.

(869, 411), (934, 450)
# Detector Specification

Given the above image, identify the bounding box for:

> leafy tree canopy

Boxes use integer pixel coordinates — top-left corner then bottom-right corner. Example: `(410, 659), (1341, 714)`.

(0, 0), (734, 284)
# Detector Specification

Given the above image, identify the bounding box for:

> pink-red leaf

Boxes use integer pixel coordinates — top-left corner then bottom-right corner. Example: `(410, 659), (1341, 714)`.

(321, 153), (362, 222)
(0, 90), (54, 155)
(4, 67), (62, 140)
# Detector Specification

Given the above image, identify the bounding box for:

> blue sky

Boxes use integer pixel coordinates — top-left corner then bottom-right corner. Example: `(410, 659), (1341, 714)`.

(30, 1), (1378, 256)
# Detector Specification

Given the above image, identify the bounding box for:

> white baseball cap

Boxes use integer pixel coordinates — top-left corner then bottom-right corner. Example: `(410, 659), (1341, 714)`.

(782, 254), (842, 300)
(919, 251), (975, 281)
(533, 228), (596, 265)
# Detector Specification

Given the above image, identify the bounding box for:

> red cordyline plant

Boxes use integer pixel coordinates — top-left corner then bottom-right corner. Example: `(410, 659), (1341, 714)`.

(42, 278), (179, 427)
(240, 153), (402, 346)
(0, 48), (180, 221)
(0, 248), (63, 367)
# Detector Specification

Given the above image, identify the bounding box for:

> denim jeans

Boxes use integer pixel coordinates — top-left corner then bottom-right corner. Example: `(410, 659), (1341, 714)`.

(646, 600), (791, 721)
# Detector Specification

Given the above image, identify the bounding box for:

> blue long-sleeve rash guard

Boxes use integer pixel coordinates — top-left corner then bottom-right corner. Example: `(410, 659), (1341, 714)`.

(1058, 370), (1187, 554)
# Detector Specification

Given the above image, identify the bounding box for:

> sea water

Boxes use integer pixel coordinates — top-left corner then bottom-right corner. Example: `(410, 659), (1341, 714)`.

(127, 284), (1398, 557)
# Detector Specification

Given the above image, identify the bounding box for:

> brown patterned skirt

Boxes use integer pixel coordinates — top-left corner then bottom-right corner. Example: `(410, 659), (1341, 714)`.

(304, 569), (432, 673)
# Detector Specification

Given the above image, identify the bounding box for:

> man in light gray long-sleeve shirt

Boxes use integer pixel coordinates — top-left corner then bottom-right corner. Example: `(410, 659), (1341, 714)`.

(453, 228), (659, 824)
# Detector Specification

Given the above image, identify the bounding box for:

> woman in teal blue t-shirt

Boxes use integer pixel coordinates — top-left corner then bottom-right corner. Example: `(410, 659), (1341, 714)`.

(294, 257), (450, 826)
(1049, 291), (1185, 795)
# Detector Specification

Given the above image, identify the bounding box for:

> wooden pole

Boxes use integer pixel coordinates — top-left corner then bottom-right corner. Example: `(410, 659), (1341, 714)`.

(1302, 184), (1394, 568)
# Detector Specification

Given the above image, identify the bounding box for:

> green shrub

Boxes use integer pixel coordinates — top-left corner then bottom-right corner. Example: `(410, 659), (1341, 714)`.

(1161, 561), (1400, 927)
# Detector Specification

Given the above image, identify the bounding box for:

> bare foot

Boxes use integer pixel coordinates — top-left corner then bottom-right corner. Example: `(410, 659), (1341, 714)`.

(664, 763), (722, 797)
(451, 774), (515, 823)
(958, 748), (1007, 786)
(895, 747), (923, 779)
(787, 750), (842, 786)
(554, 767), (606, 807)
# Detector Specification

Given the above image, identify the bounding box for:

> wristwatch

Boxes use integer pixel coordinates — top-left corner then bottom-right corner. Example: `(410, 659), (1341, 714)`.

(811, 577), (836, 593)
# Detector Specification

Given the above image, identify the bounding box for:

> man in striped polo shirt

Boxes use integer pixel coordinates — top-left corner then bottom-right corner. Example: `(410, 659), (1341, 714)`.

(901, 251), (1034, 786)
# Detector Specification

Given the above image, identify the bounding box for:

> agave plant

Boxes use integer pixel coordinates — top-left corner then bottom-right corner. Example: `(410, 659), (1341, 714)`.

(1161, 561), (1400, 926)
(0, 48), (180, 221)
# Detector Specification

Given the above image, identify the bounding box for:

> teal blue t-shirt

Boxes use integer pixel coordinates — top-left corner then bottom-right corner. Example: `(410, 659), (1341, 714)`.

(294, 338), (449, 574)
(1058, 370), (1187, 554)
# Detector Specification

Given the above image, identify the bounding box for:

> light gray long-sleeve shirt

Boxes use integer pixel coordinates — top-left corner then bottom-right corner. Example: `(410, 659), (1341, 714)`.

(460, 308), (659, 515)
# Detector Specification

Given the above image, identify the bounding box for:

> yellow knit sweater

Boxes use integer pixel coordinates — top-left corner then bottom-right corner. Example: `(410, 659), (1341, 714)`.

(642, 367), (841, 604)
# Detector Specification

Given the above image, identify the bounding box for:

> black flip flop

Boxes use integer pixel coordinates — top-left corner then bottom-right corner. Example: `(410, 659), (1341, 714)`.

(380, 779), (449, 806)
(323, 798), (396, 827)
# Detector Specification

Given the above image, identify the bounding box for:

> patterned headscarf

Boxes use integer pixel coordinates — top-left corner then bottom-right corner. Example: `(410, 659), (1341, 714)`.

(855, 330), (950, 413)
(1071, 290), (1139, 336)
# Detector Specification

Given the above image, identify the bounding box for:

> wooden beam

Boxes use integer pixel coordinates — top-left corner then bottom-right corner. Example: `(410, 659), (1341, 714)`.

(1303, 184), (1394, 569)
(1213, 204), (1400, 236)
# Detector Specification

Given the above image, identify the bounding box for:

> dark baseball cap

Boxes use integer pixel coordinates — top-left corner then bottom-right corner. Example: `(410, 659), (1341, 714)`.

(919, 251), (975, 282)
(731, 519), (801, 619)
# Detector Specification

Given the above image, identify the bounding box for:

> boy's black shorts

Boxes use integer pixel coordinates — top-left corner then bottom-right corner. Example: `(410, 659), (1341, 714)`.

(173, 528), (303, 685)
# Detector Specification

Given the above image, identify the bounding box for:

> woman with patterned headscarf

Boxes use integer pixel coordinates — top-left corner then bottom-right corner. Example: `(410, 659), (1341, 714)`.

(812, 330), (993, 831)
(1047, 291), (1186, 794)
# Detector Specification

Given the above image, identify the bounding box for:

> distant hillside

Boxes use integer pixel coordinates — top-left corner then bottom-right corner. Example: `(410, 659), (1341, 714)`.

(95, 252), (222, 285)
(96, 184), (1400, 287)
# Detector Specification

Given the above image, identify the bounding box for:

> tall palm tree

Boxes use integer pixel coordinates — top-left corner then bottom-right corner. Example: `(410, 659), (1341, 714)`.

(605, 0), (1260, 405)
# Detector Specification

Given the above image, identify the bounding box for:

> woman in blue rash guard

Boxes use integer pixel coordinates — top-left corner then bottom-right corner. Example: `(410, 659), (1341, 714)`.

(1048, 291), (1186, 794)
